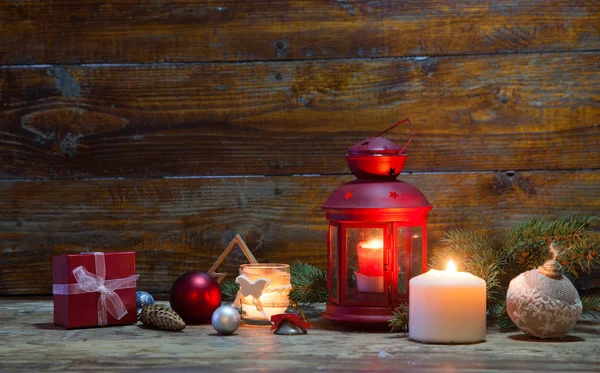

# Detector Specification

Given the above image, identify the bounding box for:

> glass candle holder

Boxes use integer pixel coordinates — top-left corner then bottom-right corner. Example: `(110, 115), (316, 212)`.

(238, 263), (291, 325)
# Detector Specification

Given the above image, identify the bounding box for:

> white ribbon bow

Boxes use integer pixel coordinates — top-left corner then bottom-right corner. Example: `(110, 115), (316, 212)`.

(53, 252), (139, 326)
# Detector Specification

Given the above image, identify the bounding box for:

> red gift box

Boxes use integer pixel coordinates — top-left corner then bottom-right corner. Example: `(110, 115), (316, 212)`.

(53, 252), (138, 329)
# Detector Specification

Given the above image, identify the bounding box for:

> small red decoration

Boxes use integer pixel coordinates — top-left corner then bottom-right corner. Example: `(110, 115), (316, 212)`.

(389, 191), (398, 199)
(270, 313), (311, 331)
(170, 272), (222, 324)
(345, 192), (352, 200)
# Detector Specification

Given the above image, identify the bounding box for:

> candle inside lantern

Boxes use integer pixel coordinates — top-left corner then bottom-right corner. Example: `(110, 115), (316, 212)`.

(409, 260), (486, 344)
(237, 263), (291, 325)
(356, 237), (384, 293)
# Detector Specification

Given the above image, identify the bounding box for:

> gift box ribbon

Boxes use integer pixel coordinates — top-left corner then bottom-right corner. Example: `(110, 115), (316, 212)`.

(53, 252), (139, 326)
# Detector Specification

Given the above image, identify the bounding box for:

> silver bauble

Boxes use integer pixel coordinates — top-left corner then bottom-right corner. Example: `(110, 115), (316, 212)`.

(211, 305), (241, 335)
(136, 291), (155, 319)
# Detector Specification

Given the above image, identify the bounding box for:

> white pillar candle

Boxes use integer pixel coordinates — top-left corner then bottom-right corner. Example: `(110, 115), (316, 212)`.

(409, 260), (486, 344)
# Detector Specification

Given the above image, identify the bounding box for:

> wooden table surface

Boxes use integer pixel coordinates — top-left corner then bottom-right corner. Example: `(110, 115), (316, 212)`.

(1, 298), (599, 372)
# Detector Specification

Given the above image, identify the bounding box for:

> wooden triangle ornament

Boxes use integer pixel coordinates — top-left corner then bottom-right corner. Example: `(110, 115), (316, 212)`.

(208, 234), (258, 283)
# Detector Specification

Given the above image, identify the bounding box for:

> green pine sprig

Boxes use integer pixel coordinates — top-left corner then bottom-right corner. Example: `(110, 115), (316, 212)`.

(430, 229), (508, 304)
(388, 302), (409, 333)
(289, 262), (328, 305)
(581, 296), (600, 318)
(503, 215), (600, 275)
(490, 301), (516, 329)
(220, 279), (240, 302)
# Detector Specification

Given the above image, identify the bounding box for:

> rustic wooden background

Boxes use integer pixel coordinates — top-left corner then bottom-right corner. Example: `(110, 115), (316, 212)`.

(1, 0), (599, 295)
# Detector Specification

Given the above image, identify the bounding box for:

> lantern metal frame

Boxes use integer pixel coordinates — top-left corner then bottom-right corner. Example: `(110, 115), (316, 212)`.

(322, 119), (432, 325)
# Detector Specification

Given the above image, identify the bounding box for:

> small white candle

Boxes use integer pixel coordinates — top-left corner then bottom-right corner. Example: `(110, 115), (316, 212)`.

(409, 260), (486, 344)
(356, 237), (384, 293)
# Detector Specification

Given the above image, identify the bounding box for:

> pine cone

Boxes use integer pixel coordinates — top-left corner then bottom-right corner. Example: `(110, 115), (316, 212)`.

(140, 304), (186, 331)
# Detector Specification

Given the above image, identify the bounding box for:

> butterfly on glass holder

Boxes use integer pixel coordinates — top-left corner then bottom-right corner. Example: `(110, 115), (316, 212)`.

(234, 274), (271, 320)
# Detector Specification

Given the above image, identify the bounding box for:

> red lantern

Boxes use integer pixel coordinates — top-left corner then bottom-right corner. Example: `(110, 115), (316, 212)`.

(322, 119), (432, 325)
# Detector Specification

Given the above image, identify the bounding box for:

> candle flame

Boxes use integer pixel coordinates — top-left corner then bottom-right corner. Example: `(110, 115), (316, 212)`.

(446, 260), (457, 272)
(360, 238), (384, 250)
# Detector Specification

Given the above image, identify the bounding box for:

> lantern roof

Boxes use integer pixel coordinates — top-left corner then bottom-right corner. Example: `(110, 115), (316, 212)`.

(322, 179), (431, 211)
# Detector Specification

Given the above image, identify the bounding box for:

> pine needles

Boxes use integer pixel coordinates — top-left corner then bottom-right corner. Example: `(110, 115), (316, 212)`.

(581, 296), (600, 318)
(388, 302), (409, 333)
(289, 262), (328, 305)
(490, 301), (516, 329)
(503, 215), (600, 276)
(220, 279), (240, 302)
(430, 229), (508, 303)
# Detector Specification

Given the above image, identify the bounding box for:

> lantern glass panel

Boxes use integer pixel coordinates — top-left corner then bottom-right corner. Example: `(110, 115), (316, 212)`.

(345, 227), (386, 303)
(329, 224), (339, 304)
(396, 226), (424, 295)
(411, 226), (423, 278)
(396, 227), (409, 295)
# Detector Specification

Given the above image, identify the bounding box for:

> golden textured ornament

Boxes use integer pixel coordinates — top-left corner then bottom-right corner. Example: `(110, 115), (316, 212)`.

(140, 304), (186, 331)
(506, 259), (582, 339)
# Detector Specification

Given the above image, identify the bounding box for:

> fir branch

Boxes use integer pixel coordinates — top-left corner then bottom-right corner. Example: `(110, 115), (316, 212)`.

(490, 301), (516, 330)
(470, 259), (503, 303)
(431, 229), (507, 304)
(289, 262), (328, 305)
(545, 215), (598, 243)
(431, 229), (495, 269)
(555, 238), (600, 278)
(388, 302), (409, 333)
(220, 279), (239, 302)
(503, 216), (600, 274)
(503, 217), (552, 271)
(581, 296), (600, 318)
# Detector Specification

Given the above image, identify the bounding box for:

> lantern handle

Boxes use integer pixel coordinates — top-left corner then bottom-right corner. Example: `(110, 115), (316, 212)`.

(373, 118), (414, 155)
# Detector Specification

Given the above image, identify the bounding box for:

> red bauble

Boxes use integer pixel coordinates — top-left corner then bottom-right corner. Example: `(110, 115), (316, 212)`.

(169, 272), (222, 324)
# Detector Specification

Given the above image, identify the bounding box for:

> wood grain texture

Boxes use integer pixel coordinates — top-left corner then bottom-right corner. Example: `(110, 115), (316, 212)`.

(1, 300), (600, 372)
(0, 0), (599, 64)
(577, 269), (600, 292)
(1, 52), (599, 178)
(1, 170), (599, 295)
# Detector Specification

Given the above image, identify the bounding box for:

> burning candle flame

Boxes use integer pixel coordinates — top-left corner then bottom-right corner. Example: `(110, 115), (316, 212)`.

(446, 260), (457, 272)
(360, 238), (384, 250)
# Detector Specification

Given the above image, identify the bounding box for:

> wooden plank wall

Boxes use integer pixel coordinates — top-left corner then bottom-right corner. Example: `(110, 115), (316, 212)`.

(1, 0), (599, 295)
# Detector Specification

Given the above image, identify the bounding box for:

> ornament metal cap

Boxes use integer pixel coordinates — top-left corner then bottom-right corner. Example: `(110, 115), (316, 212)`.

(274, 320), (308, 335)
(271, 313), (310, 335)
(537, 260), (563, 280)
